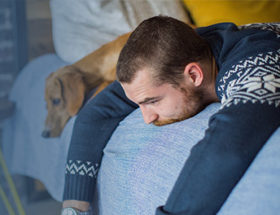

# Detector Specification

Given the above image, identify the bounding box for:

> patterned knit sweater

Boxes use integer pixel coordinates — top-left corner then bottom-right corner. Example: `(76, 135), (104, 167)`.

(63, 23), (280, 214)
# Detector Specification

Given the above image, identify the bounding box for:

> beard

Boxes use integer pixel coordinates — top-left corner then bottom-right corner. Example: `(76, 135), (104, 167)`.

(153, 115), (192, 126)
(153, 86), (205, 126)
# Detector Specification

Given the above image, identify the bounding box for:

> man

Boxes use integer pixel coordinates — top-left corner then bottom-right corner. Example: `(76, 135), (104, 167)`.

(62, 16), (280, 215)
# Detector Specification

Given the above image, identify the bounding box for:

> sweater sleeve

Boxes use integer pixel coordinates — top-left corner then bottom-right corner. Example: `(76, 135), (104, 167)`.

(156, 49), (280, 215)
(63, 81), (138, 202)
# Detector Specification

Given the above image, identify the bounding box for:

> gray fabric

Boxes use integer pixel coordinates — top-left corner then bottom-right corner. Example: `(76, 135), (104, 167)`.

(95, 106), (280, 215)
(50, 0), (189, 63)
(94, 104), (220, 215)
(2, 54), (74, 201)
(219, 127), (280, 215)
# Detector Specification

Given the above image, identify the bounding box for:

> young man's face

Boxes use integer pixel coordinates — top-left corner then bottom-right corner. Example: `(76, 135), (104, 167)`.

(121, 69), (204, 126)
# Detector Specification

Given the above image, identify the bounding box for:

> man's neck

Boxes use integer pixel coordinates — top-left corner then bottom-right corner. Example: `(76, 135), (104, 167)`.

(201, 56), (220, 104)
(210, 55), (219, 102)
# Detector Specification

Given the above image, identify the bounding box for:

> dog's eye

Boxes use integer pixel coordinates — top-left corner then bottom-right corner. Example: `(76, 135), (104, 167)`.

(52, 98), (61, 105)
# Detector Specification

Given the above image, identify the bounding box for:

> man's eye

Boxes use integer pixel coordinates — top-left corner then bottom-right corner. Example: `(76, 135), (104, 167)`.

(52, 98), (61, 105)
(149, 100), (158, 104)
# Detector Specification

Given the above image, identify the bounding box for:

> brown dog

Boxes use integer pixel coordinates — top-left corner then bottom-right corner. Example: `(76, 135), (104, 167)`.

(42, 33), (130, 138)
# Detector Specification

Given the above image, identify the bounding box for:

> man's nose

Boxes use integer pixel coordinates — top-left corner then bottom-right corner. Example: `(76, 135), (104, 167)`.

(140, 106), (158, 124)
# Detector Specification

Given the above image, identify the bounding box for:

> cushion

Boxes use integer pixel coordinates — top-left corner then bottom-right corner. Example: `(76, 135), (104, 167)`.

(94, 103), (220, 215)
(94, 103), (280, 215)
(183, 0), (280, 26)
(50, 0), (189, 63)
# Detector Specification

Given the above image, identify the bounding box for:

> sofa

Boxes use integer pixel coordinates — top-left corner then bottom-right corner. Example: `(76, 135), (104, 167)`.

(2, 0), (280, 214)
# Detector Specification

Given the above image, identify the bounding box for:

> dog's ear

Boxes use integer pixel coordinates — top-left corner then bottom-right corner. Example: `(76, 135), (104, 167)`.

(60, 70), (86, 116)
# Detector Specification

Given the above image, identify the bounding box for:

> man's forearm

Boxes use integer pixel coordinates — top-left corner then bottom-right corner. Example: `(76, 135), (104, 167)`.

(63, 81), (138, 203)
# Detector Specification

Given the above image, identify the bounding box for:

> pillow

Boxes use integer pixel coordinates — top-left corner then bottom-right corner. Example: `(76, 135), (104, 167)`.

(94, 103), (280, 215)
(183, 0), (280, 26)
(50, 0), (189, 63)
(94, 103), (220, 215)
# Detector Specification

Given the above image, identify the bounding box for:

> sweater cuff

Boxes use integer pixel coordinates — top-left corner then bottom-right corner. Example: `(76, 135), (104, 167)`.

(63, 160), (99, 202)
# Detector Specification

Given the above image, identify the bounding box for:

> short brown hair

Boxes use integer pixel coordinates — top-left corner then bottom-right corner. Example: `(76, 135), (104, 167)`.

(116, 15), (212, 86)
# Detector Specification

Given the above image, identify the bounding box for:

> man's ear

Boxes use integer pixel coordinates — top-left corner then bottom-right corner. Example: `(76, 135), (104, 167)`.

(183, 62), (204, 87)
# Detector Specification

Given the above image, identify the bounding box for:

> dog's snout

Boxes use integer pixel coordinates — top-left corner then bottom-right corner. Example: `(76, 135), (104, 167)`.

(41, 130), (51, 138)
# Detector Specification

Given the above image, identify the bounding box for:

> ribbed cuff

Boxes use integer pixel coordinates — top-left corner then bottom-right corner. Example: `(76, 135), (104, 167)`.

(63, 174), (97, 202)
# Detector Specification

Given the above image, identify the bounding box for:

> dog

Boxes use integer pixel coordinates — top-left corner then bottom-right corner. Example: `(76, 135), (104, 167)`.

(42, 33), (130, 138)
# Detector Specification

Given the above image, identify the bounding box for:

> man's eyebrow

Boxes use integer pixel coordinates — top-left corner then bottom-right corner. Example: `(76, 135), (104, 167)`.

(138, 96), (161, 105)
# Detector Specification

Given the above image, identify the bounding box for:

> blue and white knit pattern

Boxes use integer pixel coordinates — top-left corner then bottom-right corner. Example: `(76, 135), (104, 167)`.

(65, 160), (99, 178)
(238, 23), (280, 38)
(218, 49), (280, 108)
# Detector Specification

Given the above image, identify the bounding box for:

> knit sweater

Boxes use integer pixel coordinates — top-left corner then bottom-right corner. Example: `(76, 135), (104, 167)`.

(63, 23), (280, 214)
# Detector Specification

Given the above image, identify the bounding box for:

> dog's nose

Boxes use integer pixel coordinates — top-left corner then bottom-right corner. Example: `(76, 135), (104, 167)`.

(41, 130), (51, 138)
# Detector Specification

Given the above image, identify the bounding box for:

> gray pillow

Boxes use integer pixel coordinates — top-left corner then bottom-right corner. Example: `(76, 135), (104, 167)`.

(94, 103), (280, 215)
(94, 103), (220, 215)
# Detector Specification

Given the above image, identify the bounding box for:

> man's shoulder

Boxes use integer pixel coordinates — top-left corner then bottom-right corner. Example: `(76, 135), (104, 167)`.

(216, 48), (280, 108)
(198, 22), (280, 72)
